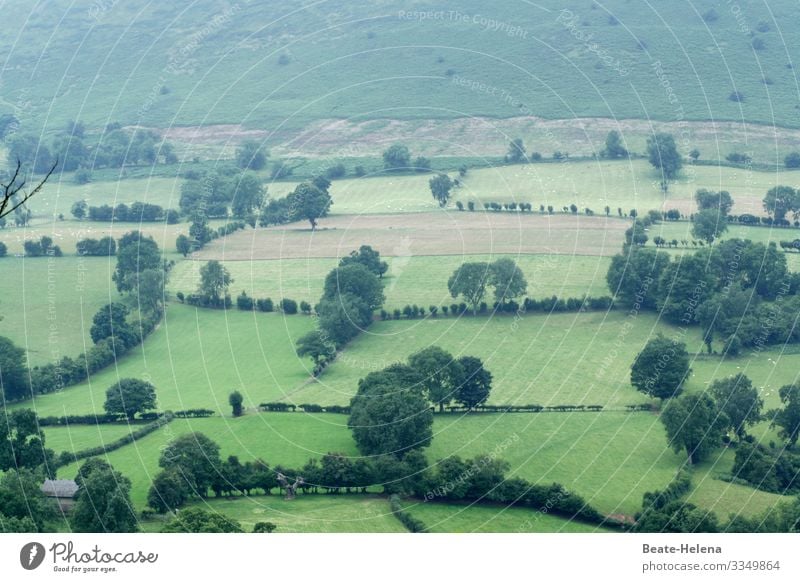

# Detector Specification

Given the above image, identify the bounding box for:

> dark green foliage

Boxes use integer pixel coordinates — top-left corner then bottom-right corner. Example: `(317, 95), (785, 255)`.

(606, 247), (669, 309)
(0, 469), (56, 531)
(198, 260), (232, 305)
(389, 494), (427, 532)
(286, 181), (332, 229)
(71, 460), (138, 533)
(236, 291), (254, 311)
(505, 138), (526, 163)
(323, 264), (385, 311)
(229, 391), (244, 417)
(23, 236), (62, 257)
(630, 336), (689, 400)
(429, 173), (454, 206)
(76, 236), (116, 256)
(710, 374), (762, 438)
(447, 262), (490, 314)
(252, 521), (277, 533)
(409, 346), (463, 412)
(695, 189), (734, 214)
(661, 393), (728, 464)
(732, 442), (800, 494)
(161, 507), (243, 532)
(296, 330), (335, 367)
(382, 144), (411, 170)
(646, 132), (682, 182)
(488, 257), (527, 304)
(90, 302), (134, 348)
(147, 469), (189, 513)
(113, 231), (161, 293)
(235, 140), (267, 170)
(279, 298), (298, 314)
(453, 356), (492, 409)
(692, 208), (728, 244)
(103, 378), (157, 420)
(159, 432), (222, 496)
(0, 336), (31, 402)
(601, 130), (627, 159)
(230, 173), (265, 217)
(348, 365), (432, 457)
(763, 185), (800, 221)
(772, 383), (800, 447)
(0, 409), (53, 471)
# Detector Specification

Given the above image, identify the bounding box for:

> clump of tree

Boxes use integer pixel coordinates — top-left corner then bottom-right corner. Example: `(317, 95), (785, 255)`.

(23, 236), (62, 257)
(0, 409), (54, 470)
(646, 132), (682, 191)
(71, 459), (138, 532)
(161, 507), (243, 533)
(339, 244), (388, 278)
(76, 236), (116, 256)
(661, 392), (729, 464)
(259, 177), (332, 230)
(504, 138), (527, 163)
(235, 140), (268, 171)
(763, 185), (800, 222)
(447, 258), (528, 314)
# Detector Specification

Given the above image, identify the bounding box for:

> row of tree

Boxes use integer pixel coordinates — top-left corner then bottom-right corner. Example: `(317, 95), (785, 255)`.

(71, 200), (179, 224)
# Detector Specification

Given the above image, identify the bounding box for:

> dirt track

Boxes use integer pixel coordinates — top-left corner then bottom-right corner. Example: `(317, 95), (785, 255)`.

(196, 212), (627, 261)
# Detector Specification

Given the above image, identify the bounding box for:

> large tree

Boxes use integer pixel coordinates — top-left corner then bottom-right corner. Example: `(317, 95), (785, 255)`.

(692, 208), (728, 244)
(103, 378), (157, 420)
(230, 172), (265, 217)
(198, 260), (232, 303)
(646, 132), (682, 185)
(296, 330), (335, 366)
(448, 262), (490, 314)
(287, 182), (332, 230)
(316, 293), (373, 347)
(348, 365), (432, 457)
(113, 231), (161, 293)
(660, 393), (728, 464)
(763, 185), (799, 221)
(147, 469), (188, 513)
(71, 459), (138, 532)
(90, 303), (134, 346)
(630, 336), (690, 401)
(409, 346), (464, 412)
(772, 383), (800, 448)
(695, 189), (734, 215)
(606, 247), (670, 309)
(339, 245), (388, 278)
(428, 173), (454, 207)
(0, 409), (53, 471)
(489, 258), (528, 305)
(0, 336), (31, 402)
(323, 263), (385, 311)
(454, 356), (492, 409)
(382, 144), (411, 171)
(710, 374), (763, 439)
(159, 432), (222, 496)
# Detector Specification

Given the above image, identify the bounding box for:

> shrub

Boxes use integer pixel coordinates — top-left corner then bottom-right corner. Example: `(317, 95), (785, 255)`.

(236, 291), (255, 311)
(279, 298), (298, 314)
(256, 298), (274, 312)
(300, 301), (312, 314)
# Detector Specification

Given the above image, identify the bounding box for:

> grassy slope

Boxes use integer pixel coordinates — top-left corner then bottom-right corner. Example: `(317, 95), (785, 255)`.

(2, 0), (799, 130)
(14, 304), (315, 417)
(43, 423), (138, 454)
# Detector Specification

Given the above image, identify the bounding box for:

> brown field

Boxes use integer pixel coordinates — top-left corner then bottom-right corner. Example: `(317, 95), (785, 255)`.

(195, 212), (628, 261)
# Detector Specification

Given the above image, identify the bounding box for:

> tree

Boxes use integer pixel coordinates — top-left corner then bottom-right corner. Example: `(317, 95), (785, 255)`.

(189, 213), (213, 245)
(147, 469), (188, 513)
(428, 173), (454, 207)
(103, 379), (157, 420)
(0, 409), (53, 471)
(630, 336), (690, 401)
(198, 260), (232, 303)
(661, 393), (728, 464)
(763, 185), (799, 221)
(382, 144), (411, 170)
(316, 293), (373, 347)
(0, 469), (55, 531)
(235, 140), (267, 170)
(162, 506), (243, 532)
(253, 521), (277, 533)
(601, 130), (628, 159)
(646, 132), (682, 184)
(323, 264), (385, 310)
(230, 172), (265, 217)
(710, 374), (762, 439)
(454, 356), (492, 409)
(90, 303), (134, 346)
(296, 330), (334, 366)
(447, 262), (490, 314)
(159, 432), (222, 496)
(0, 158), (57, 221)
(772, 383), (800, 448)
(489, 258), (527, 304)
(229, 391), (244, 417)
(135, 268), (166, 315)
(505, 138), (527, 163)
(408, 346), (464, 412)
(606, 247), (670, 309)
(339, 245), (388, 278)
(71, 460), (138, 532)
(692, 208), (728, 244)
(71, 199), (88, 219)
(0, 336), (31, 402)
(695, 189), (733, 214)
(348, 365), (432, 457)
(113, 231), (161, 293)
(175, 234), (192, 257)
(287, 182), (331, 229)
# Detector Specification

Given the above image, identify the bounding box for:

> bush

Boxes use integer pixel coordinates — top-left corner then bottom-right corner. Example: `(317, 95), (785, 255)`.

(256, 298), (274, 312)
(259, 402), (296, 412)
(236, 291), (255, 311)
(389, 495), (426, 532)
(299, 403), (323, 413)
(280, 298), (298, 314)
(299, 301), (312, 314)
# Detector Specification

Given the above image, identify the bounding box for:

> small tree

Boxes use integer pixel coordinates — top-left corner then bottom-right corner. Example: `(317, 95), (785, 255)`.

(630, 336), (690, 401)
(104, 379), (157, 420)
(429, 173), (454, 207)
(287, 182), (332, 230)
(71, 199), (88, 219)
(505, 138), (527, 163)
(646, 132), (682, 188)
(601, 130), (628, 159)
(454, 356), (492, 409)
(198, 260), (232, 303)
(253, 521), (277, 533)
(692, 208), (728, 244)
(175, 234), (192, 257)
(229, 391), (244, 417)
(296, 330), (334, 366)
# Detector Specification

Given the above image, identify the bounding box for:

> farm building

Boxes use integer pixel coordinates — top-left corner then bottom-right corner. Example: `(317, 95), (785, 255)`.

(40, 479), (78, 512)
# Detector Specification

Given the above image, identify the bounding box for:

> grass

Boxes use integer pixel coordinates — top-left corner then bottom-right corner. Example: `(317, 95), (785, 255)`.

(140, 495), (406, 533)
(13, 304), (315, 417)
(169, 254), (613, 311)
(56, 413), (357, 508)
(400, 499), (611, 533)
(291, 312), (705, 407)
(0, 257), (114, 364)
(3, 0), (800, 131)
(43, 423), (138, 454)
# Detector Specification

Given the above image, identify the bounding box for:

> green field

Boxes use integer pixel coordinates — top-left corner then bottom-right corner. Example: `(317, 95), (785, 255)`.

(401, 499), (609, 533)
(14, 304), (315, 417)
(291, 312), (705, 407)
(43, 423), (138, 454)
(0, 257), (113, 364)
(170, 254), (613, 311)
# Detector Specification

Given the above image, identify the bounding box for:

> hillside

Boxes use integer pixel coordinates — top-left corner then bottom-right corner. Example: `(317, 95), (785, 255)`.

(2, 0), (799, 136)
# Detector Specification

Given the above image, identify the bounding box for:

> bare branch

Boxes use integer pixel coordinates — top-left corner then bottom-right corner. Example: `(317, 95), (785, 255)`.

(0, 158), (58, 220)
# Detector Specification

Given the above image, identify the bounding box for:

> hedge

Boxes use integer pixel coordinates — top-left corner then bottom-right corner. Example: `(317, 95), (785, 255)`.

(389, 495), (427, 533)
